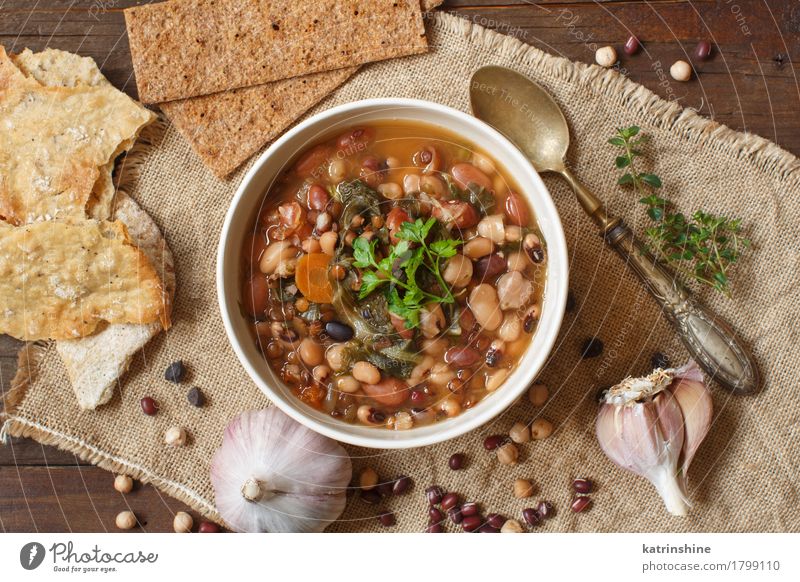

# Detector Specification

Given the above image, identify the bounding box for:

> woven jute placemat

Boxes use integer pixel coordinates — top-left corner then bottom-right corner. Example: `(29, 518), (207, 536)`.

(2, 13), (799, 532)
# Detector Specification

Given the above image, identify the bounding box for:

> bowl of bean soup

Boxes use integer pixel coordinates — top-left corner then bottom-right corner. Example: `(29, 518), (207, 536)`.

(218, 99), (568, 448)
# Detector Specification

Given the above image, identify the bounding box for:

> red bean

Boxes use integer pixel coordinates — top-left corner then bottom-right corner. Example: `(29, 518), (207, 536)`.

(426, 522), (443, 533)
(474, 253), (506, 280)
(462, 515), (482, 532)
(487, 513), (506, 529)
(461, 502), (479, 517)
(392, 476), (412, 495)
(448, 453), (465, 470)
(362, 377), (409, 407)
(444, 347), (480, 367)
(571, 497), (592, 513)
(242, 274), (269, 319)
(337, 127), (375, 151)
(448, 507), (464, 524)
(198, 521), (220, 533)
(441, 492), (459, 511)
(452, 163), (493, 191)
(294, 144), (332, 177)
(483, 434), (505, 451)
(573, 478), (593, 494)
(140, 397), (158, 416)
(429, 507), (444, 523)
(386, 207), (410, 244)
(537, 501), (554, 519)
(504, 191), (529, 226)
(306, 184), (330, 211)
(694, 40), (712, 61)
(426, 485), (444, 505)
(624, 36), (641, 55)
(522, 507), (541, 525)
(479, 524), (500, 533)
(378, 510), (396, 527)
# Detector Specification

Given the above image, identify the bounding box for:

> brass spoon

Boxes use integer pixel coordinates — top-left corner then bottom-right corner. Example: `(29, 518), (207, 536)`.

(470, 65), (759, 394)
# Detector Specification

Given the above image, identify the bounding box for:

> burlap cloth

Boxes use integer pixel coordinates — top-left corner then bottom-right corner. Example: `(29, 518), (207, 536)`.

(2, 13), (799, 532)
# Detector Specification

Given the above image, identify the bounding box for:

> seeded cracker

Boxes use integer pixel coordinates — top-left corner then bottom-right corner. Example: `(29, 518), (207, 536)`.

(0, 46), (154, 224)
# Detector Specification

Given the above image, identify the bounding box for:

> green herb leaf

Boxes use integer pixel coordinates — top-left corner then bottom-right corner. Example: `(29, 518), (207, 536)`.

(359, 271), (386, 298)
(352, 237), (375, 268)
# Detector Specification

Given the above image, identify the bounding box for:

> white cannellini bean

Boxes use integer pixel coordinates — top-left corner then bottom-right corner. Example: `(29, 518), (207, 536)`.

(468, 284), (503, 331)
(442, 253), (473, 288)
(506, 251), (528, 272)
(496, 271), (533, 311)
(429, 362), (455, 386)
(670, 60), (692, 82)
(325, 343), (348, 371)
(472, 152), (496, 175)
(463, 236), (494, 259)
(352, 361), (381, 384)
(328, 159), (347, 182)
(477, 214), (505, 244)
(498, 314), (522, 342)
(486, 368), (509, 392)
(336, 375), (361, 393)
(505, 225), (522, 243)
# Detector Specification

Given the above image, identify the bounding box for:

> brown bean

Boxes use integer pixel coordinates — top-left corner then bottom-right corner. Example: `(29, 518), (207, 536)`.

(451, 163), (493, 191)
(432, 200), (479, 229)
(353, 361), (381, 384)
(294, 145), (333, 177)
(363, 377), (409, 407)
(463, 236), (494, 259)
(442, 254), (473, 288)
(504, 191), (529, 226)
(336, 127), (375, 151)
(390, 313), (414, 340)
(298, 338), (324, 366)
(474, 253), (507, 281)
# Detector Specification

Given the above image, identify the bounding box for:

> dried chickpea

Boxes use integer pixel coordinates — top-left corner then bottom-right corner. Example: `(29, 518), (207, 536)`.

(114, 474), (133, 494)
(530, 418), (554, 440)
(165, 426), (187, 447)
(501, 519), (525, 533)
(173, 511), (193, 533)
(509, 422), (530, 444)
(528, 384), (549, 407)
(115, 510), (137, 530)
(496, 442), (519, 465)
(359, 467), (379, 490)
(513, 478), (534, 499)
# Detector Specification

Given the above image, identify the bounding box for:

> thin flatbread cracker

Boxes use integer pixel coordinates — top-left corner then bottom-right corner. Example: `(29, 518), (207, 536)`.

(124, 0), (428, 104)
(56, 192), (176, 410)
(0, 46), (154, 225)
(160, 67), (357, 178)
(0, 220), (170, 341)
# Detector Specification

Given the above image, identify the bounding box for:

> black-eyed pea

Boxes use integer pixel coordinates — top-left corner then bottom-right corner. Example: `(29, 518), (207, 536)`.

(393, 411), (414, 430)
(496, 271), (533, 311)
(505, 225), (523, 243)
(430, 362), (456, 386)
(312, 365), (331, 383)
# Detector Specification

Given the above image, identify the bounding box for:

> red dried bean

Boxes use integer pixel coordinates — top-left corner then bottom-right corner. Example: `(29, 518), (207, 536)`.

(444, 347), (480, 367)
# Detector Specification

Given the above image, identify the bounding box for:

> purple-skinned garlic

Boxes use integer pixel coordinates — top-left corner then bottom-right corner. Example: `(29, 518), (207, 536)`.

(596, 361), (712, 516)
(211, 407), (352, 532)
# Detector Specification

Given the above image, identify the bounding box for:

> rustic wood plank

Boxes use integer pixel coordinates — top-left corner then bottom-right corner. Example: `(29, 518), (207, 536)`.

(0, 465), (204, 533)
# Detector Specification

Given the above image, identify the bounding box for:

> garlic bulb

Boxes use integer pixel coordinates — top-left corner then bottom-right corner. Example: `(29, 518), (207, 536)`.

(596, 360), (712, 516)
(211, 407), (352, 532)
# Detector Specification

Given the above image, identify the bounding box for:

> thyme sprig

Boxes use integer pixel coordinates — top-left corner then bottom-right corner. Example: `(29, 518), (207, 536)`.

(610, 126), (749, 296)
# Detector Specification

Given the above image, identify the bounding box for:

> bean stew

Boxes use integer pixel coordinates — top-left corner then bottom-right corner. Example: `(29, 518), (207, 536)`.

(241, 122), (547, 429)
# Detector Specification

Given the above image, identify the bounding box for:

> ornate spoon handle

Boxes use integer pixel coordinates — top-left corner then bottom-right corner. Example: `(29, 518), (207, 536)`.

(604, 222), (760, 394)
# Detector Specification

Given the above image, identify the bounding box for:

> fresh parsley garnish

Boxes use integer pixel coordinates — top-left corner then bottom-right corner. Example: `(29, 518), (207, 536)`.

(352, 217), (460, 328)
(611, 125), (749, 296)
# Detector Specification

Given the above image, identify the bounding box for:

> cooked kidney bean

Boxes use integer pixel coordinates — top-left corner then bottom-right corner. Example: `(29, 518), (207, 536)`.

(337, 127), (375, 151)
(242, 274), (269, 319)
(452, 163), (493, 191)
(504, 191), (529, 226)
(306, 184), (330, 210)
(294, 144), (332, 176)
(413, 145), (441, 173)
(386, 207), (410, 244)
(444, 346), (480, 367)
(362, 377), (409, 407)
(432, 200), (479, 229)
(473, 253), (506, 281)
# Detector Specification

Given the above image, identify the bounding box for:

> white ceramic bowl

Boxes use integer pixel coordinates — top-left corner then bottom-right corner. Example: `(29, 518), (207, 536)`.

(218, 98), (568, 449)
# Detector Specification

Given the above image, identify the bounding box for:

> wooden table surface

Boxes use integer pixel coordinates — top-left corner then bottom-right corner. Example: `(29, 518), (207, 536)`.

(1, 0), (798, 533)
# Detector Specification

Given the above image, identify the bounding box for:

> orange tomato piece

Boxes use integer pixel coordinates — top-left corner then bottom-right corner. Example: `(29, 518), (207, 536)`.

(295, 253), (334, 304)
